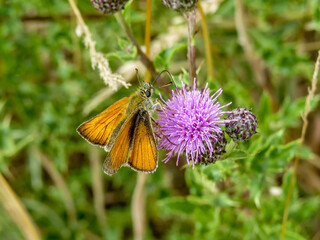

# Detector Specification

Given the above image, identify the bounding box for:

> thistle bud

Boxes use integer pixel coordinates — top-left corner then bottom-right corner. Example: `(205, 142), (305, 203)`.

(162, 0), (198, 12)
(91, 0), (130, 14)
(225, 108), (257, 142)
(198, 131), (227, 165)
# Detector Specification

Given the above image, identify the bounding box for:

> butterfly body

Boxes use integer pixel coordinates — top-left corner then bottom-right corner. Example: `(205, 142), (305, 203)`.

(77, 81), (158, 175)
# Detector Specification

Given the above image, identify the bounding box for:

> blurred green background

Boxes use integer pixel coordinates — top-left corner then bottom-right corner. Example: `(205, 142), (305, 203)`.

(1, 0), (320, 239)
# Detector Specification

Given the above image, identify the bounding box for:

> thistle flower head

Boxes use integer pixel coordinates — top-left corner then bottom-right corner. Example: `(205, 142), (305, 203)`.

(91, 0), (130, 14)
(162, 0), (198, 12)
(157, 80), (232, 168)
(225, 108), (257, 142)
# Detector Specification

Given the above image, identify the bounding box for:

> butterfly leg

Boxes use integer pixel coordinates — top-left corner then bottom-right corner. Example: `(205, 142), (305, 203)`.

(153, 99), (173, 118)
(151, 118), (177, 146)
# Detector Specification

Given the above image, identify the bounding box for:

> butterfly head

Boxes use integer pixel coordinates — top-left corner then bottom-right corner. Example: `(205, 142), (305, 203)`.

(139, 81), (154, 99)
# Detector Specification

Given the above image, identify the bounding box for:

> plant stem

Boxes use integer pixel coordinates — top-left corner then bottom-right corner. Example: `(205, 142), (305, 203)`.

(131, 173), (147, 240)
(115, 12), (157, 78)
(234, 0), (278, 111)
(198, 1), (214, 80)
(114, 12), (171, 95)
(67, 0), (86, 27)
(0, 173), (41, 240)
(186, 10), (197, 86)
(280, 50), (320, 240)
(144, 0), (152, 83)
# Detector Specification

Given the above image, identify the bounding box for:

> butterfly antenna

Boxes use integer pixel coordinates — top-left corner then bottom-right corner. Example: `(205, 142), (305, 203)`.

(152, 70), (175, 86)
(159, 82), (174, 88)
(135, 68), (143, 85)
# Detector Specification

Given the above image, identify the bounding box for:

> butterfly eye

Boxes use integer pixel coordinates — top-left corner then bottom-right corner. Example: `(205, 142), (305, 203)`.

(145, 90), (151, 97)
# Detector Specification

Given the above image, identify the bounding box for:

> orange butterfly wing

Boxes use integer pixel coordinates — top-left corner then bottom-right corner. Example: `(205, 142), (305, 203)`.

(103, 110), (138, 175)
(77, 97), (130, 149)
(128, 110), (158, 173)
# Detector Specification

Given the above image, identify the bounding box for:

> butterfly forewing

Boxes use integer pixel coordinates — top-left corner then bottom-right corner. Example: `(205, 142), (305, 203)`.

(103, 110), (138, 175)
(128, 110), (158, 173)
(77, 97), (130, 148)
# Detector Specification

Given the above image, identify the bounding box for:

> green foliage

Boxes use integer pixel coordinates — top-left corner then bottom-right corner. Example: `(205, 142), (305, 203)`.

(154, 43), (187, 71)
(1, 0), (320, 239)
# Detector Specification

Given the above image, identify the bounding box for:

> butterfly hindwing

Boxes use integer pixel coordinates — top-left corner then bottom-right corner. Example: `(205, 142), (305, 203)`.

(77, 97), (130, 148)
(103, 109), (158, 175)
(128, 110), (158, 173)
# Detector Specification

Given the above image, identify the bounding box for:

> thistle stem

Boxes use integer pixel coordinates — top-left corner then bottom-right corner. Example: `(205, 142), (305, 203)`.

(115, 12), (157, 78)
(186, 10), (197, 86)
(114, 11), (171, 95)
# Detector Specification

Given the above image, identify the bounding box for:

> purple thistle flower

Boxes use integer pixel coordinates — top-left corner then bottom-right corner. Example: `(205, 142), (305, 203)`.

(157, 80), (232, 168)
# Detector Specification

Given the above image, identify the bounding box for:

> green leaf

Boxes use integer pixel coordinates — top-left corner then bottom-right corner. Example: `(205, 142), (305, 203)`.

(268, 140), (300, 171)
(154, 43), (187, 71)
(105, 38), (137, 62)
(158, 196), (212, 217)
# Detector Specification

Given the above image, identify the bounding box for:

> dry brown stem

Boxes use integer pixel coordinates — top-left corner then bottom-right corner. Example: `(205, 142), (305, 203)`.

(67, 0), (129, 90)
(0, 173), (41, 240)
